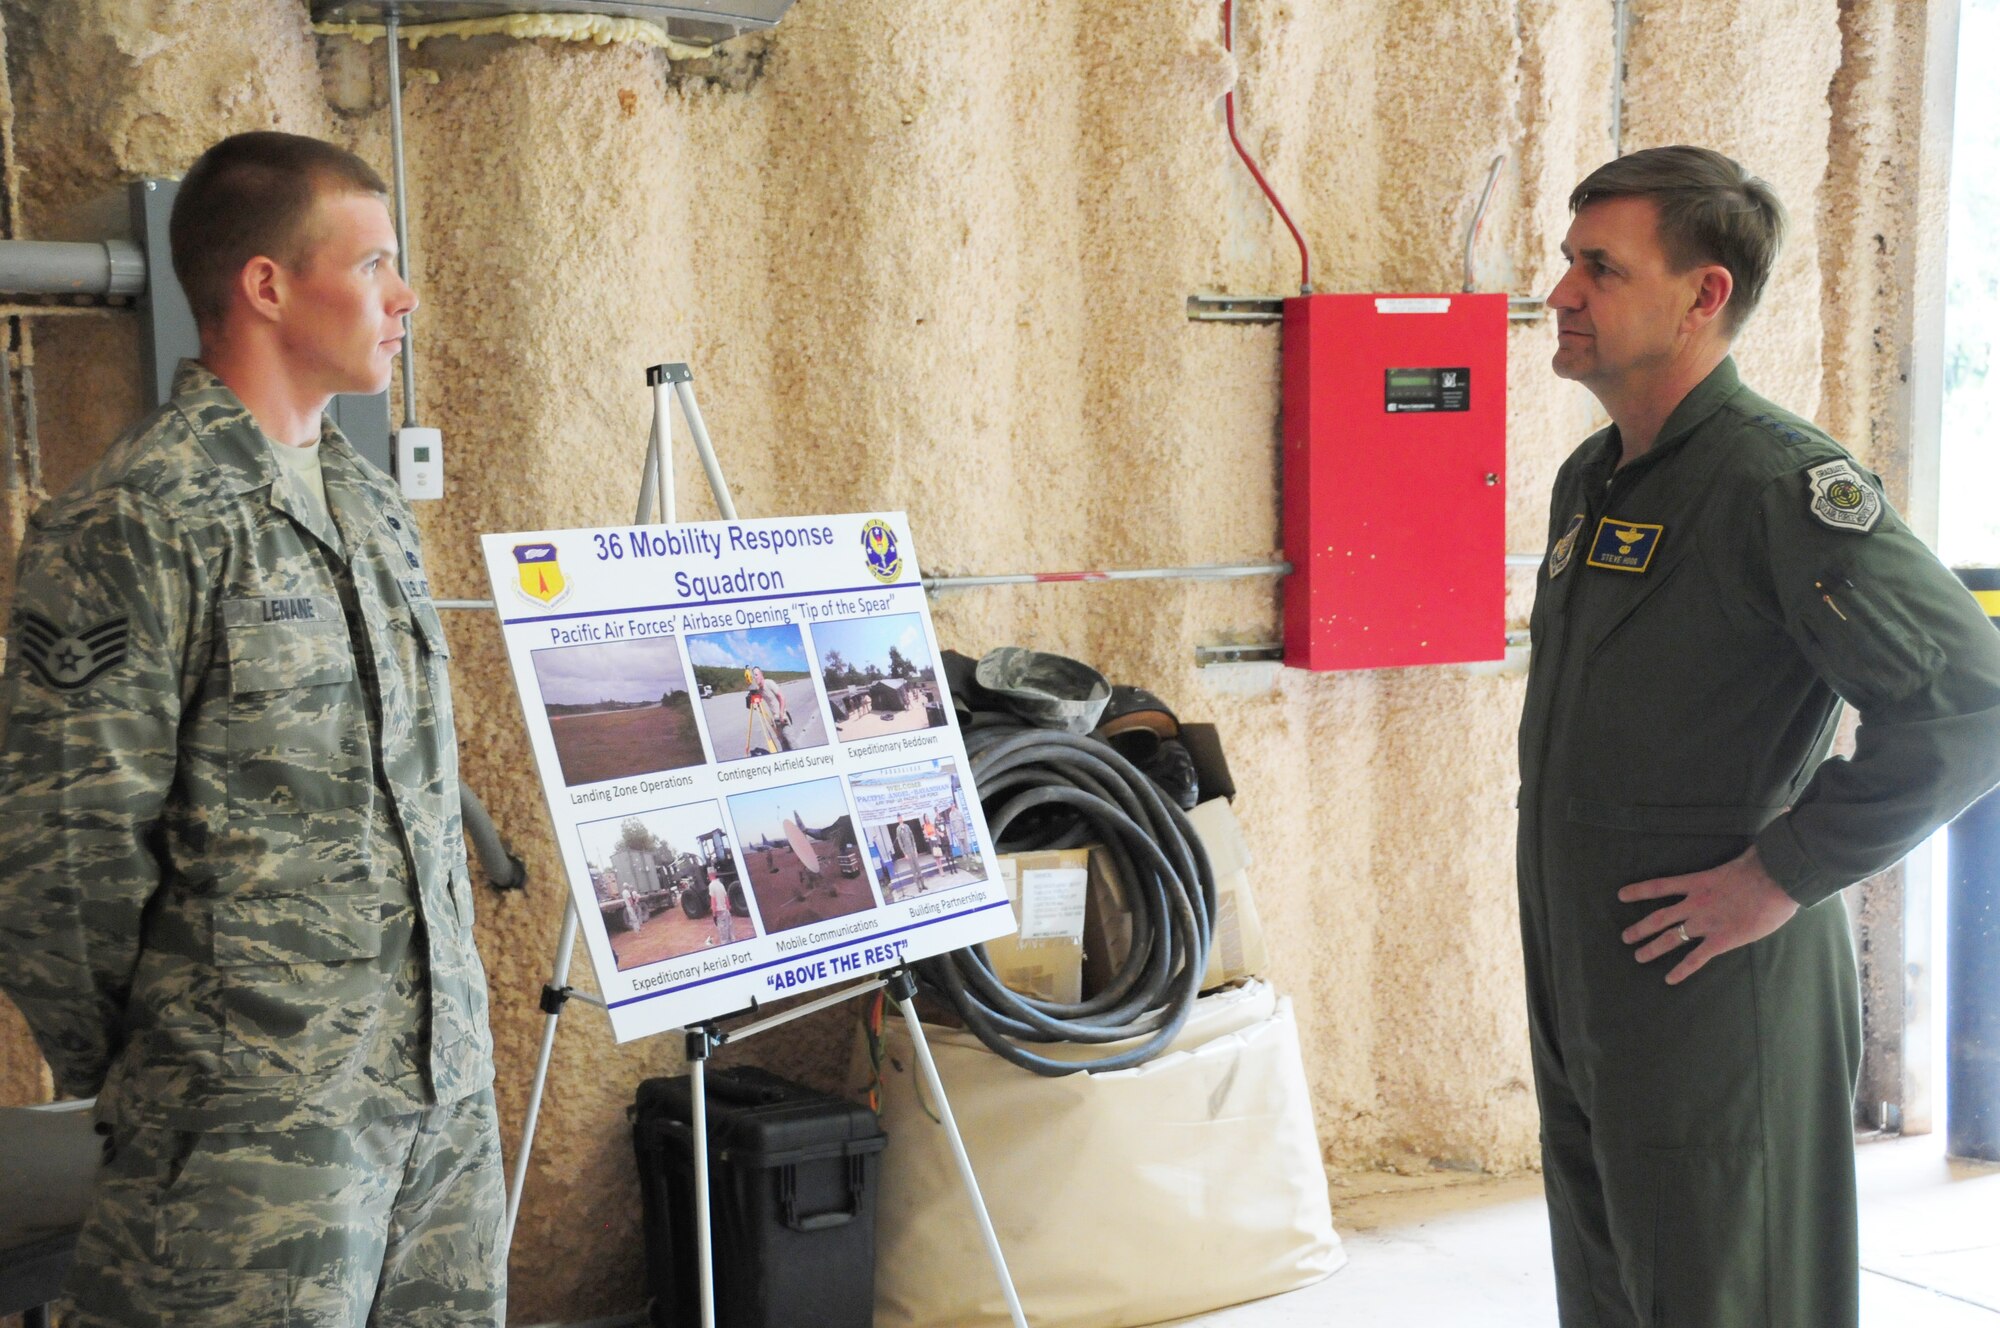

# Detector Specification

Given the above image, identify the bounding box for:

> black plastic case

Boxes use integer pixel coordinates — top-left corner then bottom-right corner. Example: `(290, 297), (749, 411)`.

(632, 1065), (889, 1328)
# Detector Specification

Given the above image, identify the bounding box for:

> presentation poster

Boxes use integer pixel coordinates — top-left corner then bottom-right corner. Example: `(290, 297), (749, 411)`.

(480, 512), (1014, 1042)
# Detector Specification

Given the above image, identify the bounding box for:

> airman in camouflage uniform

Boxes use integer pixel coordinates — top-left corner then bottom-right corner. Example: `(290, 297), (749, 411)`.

(0, 133), (501, 1326)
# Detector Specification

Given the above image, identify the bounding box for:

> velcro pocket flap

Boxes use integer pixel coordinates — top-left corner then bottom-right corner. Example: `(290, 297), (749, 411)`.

(224, 609), (354, 695)
(1565, 799), (1785, 836)
(211, 890), (382, 966)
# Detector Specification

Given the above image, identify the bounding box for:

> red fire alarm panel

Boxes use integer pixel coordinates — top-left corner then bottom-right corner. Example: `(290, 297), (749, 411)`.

(1281, 293), (1507, 671)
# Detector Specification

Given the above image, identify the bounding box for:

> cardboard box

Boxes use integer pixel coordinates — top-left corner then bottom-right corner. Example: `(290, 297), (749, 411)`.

(986, 851), (1087, 1005)
(1082, 847), (1135, 1000)
(1185, 797), (1269, 991)
(1080, 799), (1268, 999)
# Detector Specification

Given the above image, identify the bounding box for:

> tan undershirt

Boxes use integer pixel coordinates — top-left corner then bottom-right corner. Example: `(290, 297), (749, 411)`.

(267, 436), (340, 552)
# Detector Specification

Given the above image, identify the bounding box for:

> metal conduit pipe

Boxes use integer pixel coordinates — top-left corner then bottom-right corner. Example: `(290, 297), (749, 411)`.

(430, 554), (1547, 612)
(1611, 0), (1631, 158)
(1463, 154), (1507, 294)
(384, 10), (420, 427)
(0, 239), (146, 298)
(928, 560), (1290, 591)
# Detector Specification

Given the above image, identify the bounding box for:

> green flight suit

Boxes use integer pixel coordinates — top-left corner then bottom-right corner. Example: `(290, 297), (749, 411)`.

(1517, 357), (2000, 1328)
(0, 362), (500, 1324)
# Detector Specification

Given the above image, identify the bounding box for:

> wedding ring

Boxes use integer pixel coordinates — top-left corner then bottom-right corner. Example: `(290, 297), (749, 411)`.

(1676, 922), (1692, 944)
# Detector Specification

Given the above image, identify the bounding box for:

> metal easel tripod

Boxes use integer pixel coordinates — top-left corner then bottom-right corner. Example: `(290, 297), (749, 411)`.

(502, 363), (1029, 1328)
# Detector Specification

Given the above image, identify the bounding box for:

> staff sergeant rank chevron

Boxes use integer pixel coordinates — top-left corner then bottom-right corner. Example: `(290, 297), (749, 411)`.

(13, 610), (129, 692)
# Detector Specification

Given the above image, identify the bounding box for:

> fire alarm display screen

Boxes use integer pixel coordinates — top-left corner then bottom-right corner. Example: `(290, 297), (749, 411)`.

(1384, 367), (1471, 413)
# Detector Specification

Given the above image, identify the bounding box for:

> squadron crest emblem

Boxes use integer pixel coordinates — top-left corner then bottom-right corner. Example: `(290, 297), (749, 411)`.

(1806, 459), (1881, 533)
(513, 542), (571, 607)
(861, 519), (902, 583)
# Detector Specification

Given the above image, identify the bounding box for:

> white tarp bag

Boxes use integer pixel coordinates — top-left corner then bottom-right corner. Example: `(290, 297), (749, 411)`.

(865, 980), (1344, 1328)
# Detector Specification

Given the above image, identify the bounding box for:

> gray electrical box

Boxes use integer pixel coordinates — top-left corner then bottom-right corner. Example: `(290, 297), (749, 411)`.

(129, 177), (395, 475)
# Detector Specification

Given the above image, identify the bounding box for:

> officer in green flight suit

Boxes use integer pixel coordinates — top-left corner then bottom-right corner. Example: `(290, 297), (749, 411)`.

(1519, 146), (2000, 1327)
(0, 134), (502, 1324)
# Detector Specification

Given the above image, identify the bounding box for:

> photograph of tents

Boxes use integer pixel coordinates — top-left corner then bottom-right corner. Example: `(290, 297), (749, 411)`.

(811, 612), (948, 742)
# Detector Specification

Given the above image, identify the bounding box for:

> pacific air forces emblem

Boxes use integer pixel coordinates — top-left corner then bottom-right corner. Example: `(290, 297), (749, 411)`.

(513, 542), (571, 607)
(1548, 512), (1586, 578)
(861, 519), (902, 583)
(1806, 459), (1881, 533)
(16, 610), (128, 691)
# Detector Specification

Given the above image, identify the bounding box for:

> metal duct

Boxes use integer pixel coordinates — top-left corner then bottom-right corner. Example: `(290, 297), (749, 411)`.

(310, 0), (797, 47)
(0, 239), (146, 298)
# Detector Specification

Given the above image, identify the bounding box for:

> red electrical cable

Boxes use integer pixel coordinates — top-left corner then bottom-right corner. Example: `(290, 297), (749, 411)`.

(1222, 0), (1312, 293)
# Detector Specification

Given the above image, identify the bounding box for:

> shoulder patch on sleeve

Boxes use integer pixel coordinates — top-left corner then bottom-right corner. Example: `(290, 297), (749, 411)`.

(1805, 458), (1881, 533)
(15, 610), (130, 691)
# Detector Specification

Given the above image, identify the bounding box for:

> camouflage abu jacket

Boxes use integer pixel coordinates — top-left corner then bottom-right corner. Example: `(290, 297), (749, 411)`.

(0, 362), (493, 1132)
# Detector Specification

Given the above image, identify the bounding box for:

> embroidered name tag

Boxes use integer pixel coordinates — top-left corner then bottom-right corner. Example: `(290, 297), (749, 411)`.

(222, 595), (339, 628)
(1585, 518), (1664, 573)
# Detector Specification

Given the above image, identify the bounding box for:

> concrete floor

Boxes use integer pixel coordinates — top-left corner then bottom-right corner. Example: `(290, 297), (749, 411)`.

(1163, 1135), (2000, 1326)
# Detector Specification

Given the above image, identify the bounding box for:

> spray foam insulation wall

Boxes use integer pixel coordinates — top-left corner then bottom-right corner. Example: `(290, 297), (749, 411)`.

(0, 0), (1949, 1318)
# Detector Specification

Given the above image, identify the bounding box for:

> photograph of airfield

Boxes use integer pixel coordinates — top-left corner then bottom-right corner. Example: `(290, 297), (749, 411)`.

(530, 636), (706, 786)
(810, 612), (948, 743)
(725, 777), (876, 934)
(687, 625), (829, 760)
(576, 801), (757, 970)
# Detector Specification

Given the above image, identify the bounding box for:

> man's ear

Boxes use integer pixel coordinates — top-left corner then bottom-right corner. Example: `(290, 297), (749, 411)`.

(235, 255), (286, 326)
(1687, 264), (1734, 335)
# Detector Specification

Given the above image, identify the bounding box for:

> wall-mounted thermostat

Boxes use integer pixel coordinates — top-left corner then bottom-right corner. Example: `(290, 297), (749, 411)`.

(396, 426), (443, 501)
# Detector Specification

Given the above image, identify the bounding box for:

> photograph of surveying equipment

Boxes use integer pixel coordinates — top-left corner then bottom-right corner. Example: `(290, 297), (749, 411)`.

(810, 612), (949, 742)
(528, 635), (707, 786)
(724, 777), (876, 933)
(576, 801), (758, 970)
(686, 624), (829, 759)
(849, 758), (986, 904)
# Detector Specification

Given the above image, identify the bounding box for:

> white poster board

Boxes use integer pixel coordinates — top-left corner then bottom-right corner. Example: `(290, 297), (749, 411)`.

(480, 512), (1014, 1042)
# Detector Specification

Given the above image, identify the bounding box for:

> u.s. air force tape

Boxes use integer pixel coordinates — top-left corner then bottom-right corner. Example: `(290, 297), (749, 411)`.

(15, 609), (129, 691)
(1807, 459), (1881, 533)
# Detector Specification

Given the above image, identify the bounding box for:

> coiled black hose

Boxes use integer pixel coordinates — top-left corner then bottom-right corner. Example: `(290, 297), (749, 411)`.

(915, 720), (1217, 1075)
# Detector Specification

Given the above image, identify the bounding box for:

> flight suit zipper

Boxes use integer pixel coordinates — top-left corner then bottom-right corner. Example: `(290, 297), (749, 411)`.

(1524, 457), (1628, 944)
(1529, 458), (1636, 821)
(1521, 452), (1656, 1068)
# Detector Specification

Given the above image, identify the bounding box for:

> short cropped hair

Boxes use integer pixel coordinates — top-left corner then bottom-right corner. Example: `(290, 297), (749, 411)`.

(1570, 146), (1786, 333)
(169, 132), (390, 330)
